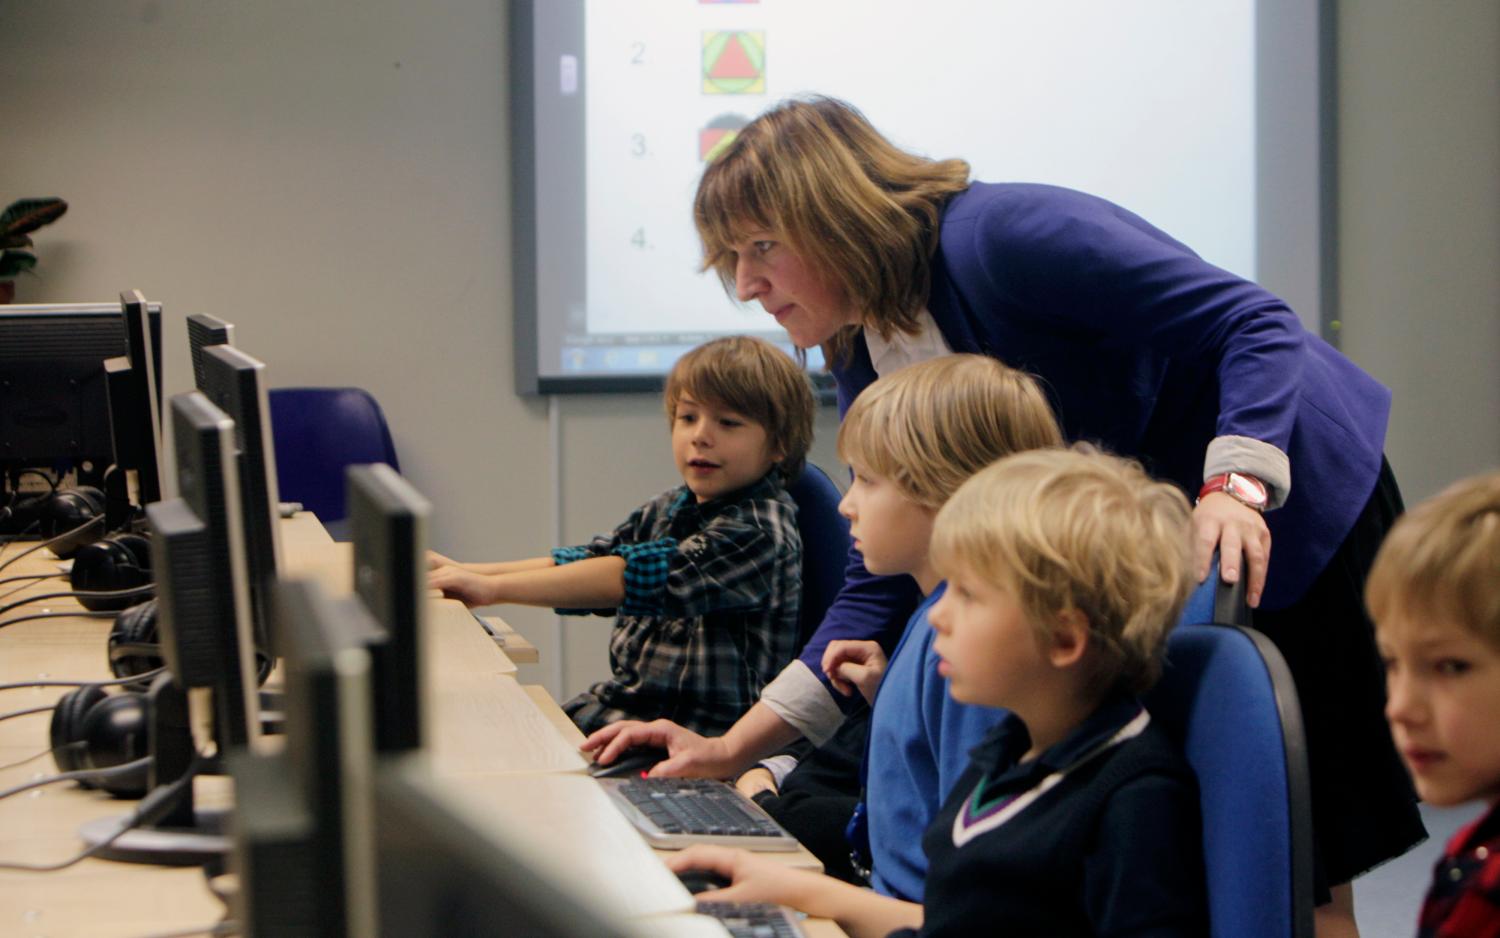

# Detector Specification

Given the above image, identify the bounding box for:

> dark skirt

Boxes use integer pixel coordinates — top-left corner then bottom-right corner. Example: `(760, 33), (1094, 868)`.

(1252, 457), (1427, 902)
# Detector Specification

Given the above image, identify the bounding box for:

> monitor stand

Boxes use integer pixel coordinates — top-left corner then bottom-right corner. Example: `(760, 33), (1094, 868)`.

(76, 675), (231, 865)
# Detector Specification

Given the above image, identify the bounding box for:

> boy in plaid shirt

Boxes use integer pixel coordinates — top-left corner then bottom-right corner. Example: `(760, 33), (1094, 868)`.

(1367, 470), (1500, 938)
(430, 336), (815, 736)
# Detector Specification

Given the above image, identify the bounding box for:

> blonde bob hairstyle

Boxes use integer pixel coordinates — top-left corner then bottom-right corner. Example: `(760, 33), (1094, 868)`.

(694, 96), (971, 358)
(931, 447), (1195, 695)
(663, 335), (816, 484)
(836, 355), (1063, 511)
(1366, 470), (1500, 647)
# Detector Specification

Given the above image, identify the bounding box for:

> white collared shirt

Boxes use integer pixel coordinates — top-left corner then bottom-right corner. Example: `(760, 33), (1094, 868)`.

(863, 308), (953, 378)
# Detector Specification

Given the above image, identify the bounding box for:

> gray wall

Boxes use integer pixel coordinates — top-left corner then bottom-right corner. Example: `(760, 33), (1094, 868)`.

(2, 1), (1494, 699)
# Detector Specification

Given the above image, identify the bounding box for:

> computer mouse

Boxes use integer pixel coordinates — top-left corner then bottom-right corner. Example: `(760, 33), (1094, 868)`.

(676, 869), (733, 895)
(588, 745), (671, 779)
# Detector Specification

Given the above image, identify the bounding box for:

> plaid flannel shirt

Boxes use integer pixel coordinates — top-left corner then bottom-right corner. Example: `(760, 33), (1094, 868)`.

(1420, 801), (1500, 938)
(556, 472), (802, 737)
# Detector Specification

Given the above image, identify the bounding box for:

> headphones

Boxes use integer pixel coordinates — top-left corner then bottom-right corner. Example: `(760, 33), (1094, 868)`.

(100, 598), (274, 685)
(49, 681), (154, 798)
(37, 486), (110, 559)
(70, 532), (154, 611)
(44, 606), (169, 799)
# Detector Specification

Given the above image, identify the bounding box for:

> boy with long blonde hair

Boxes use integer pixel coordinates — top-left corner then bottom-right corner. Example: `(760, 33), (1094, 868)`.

(430, 335), (814, 735)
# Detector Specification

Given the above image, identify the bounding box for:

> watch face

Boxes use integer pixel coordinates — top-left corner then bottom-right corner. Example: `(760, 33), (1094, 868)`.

(1227, 473), (1268, 507)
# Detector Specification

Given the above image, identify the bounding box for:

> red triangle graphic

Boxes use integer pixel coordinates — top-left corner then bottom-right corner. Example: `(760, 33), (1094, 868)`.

(710, 34), (759, 79)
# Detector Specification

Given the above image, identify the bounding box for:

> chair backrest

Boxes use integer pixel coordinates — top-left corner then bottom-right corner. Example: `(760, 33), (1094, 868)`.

(267, 387), (400, 527)
(1147, 577), (1315, 938)
(783, 463), (852, 648)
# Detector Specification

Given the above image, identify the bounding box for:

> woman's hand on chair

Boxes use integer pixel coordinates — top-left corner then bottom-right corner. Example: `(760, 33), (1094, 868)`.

(1192, 493), (1272, 608)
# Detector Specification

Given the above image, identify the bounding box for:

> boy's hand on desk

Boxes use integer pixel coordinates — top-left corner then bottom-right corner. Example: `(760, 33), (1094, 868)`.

(426, 549), (456, 571)
(822, 640), (887, 705)
(581, 719), (736, 779)
(428, 564), (495, 607)
(734, 766), (778, 799)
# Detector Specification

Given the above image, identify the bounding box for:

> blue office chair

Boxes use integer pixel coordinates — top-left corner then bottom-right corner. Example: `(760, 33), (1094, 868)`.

(267, 387), (400, 535)
(1147, 564), (1315, 938)
(784, 463), (852, 648)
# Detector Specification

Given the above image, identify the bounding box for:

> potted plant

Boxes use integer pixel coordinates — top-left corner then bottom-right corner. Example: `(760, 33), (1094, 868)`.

(1, 197), (69, 304)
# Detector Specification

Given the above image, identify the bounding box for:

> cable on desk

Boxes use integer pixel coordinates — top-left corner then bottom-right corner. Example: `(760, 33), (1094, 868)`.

(0, 750), (204, 872)
(0, 741), (83, 773)
(0, 703), (57, 723)
(0, 583), (155, 618)
(0, 514), (104, 576)
(0, 572), (58, 585)
(0, 609), (116, 630)
(0, 665), (167, 692)
(124, 921), (240, 938)
(0, 754), (152, 801)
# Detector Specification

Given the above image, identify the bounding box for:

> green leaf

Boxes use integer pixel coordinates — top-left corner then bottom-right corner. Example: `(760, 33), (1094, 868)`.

(0, 198), (68, 238)
(1, 233), (34, 250)
(0, 248), (38, 279)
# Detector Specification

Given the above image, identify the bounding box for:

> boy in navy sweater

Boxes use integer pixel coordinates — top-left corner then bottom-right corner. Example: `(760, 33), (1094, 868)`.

(670, 448), (1207, 937)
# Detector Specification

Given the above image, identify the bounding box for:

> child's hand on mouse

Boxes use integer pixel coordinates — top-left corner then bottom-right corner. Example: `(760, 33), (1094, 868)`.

(822, 640), (888, 705)
(667, 845), (824, 909)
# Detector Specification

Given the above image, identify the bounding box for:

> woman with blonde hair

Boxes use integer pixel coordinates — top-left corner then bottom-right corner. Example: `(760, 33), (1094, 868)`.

(585, 96), (1420, 934)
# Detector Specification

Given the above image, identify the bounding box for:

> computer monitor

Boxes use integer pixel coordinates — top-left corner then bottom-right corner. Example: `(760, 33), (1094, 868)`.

(374, 757), (641, 938)
(231, 578), (379, 938)
(0, 305), (126, 497)
(347, 463), (430, 754)
(199, 344), (284, 662)
(167, 390), (260, 750)
(119, 290), (164, 506)
(186, 313), (235, 392)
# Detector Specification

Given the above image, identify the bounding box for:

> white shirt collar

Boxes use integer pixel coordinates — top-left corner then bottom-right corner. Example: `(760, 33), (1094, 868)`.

(863, 308), (953, 378)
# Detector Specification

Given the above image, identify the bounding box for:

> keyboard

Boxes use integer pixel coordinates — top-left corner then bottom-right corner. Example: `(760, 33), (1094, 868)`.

(597, 777), (800, 850)
(696, 901), (809, 938)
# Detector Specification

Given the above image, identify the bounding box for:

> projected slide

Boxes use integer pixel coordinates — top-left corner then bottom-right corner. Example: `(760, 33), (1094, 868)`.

(516, 0), (1297, 391)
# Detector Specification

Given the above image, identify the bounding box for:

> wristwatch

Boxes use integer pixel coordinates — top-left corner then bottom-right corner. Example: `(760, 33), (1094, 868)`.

(1198, 472), (1269, 512)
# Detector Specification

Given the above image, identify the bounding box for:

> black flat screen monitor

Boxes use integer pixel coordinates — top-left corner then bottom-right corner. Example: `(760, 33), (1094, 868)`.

(347, 463), (430, 754)
(168, 390), (260, 750)
(187, 313), (235, 392)
(199, 345), (284, 662)
(0, 305), (127, 488)
(120, 290), (164, 505)
(231, 578), (379, 938)
(375, 757), (637, 938)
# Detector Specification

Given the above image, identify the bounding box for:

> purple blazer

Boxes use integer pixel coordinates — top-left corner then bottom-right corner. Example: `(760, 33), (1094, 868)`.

(796, 182), (1390, 686)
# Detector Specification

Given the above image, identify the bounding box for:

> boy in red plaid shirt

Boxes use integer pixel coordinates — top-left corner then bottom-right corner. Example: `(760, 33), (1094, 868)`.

(1367, 470), (1500, 938)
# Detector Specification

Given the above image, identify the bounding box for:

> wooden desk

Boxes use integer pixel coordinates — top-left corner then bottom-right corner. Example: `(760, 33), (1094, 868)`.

(0, 549), (226, 937)
(0, 516), (846, 937)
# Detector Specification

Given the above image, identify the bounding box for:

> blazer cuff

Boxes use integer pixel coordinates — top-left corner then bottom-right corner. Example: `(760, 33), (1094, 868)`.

(759, 661), (845, 746)
(754, 754), (802, 789)
(1203, 435), (1291, 509)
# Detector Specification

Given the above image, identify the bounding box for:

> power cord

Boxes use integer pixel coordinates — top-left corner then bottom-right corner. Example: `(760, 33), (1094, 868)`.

(0, 751), (205, 872)
(0, 703), (58, 723)
(0, 741), (84, 773)
(0, 609), (116, 631)
(0, 583), (155, 618)
(0, 514), (105, 576)
(0, 666), (168, 692)
(0, 755), (153, 801)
